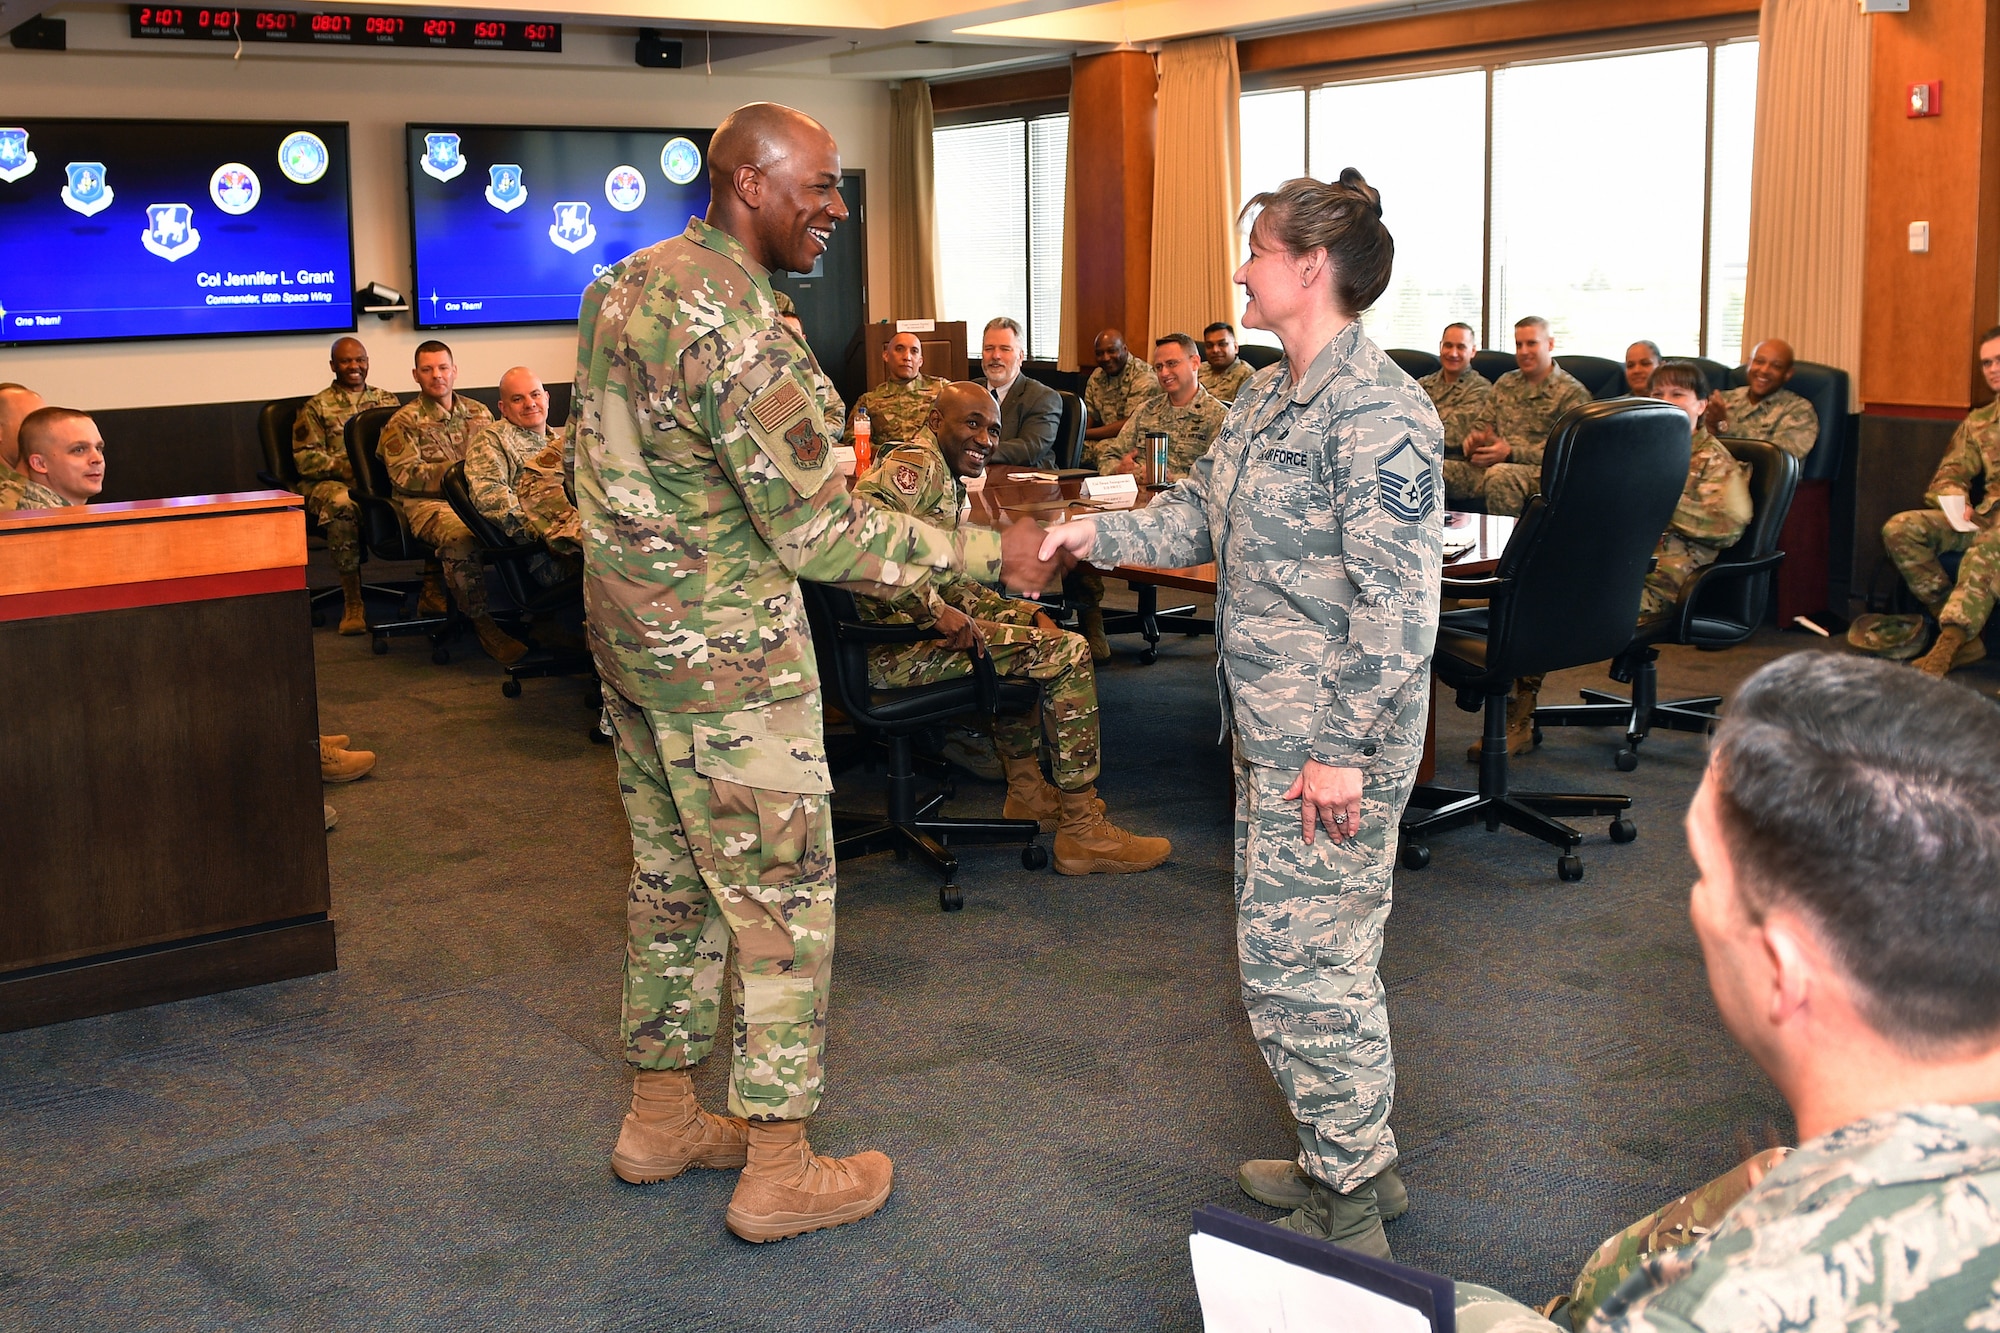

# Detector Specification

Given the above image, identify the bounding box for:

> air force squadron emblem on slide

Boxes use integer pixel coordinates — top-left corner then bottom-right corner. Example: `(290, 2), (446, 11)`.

(421, 132), (465, 183)
(0, 128), (37, 184)
(549, 201), (596, 254)
(141, 202), (201, 261)
(210, 163), (261, 215)
(61, 162), (113, 217)
(1376, 437), (1437, 523)
(604, 164), (645, 212)
(485, 163), (526, 213)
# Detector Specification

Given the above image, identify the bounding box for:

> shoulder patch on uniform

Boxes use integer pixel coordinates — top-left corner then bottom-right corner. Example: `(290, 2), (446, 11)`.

(749, 379), (811, 437)
(1376, 437), (1436, 524)
(892, 462), (921, 495)
(783, 414), (823, 466)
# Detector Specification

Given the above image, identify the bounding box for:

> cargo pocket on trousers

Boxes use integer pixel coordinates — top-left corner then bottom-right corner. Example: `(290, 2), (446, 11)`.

(690, 726), (834, 886)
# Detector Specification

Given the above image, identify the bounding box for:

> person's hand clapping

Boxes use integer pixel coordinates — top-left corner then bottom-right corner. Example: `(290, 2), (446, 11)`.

(1465, 431), (1511, 468)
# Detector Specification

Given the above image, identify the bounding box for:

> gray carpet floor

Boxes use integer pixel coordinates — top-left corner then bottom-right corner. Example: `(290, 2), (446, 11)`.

(5, 582), (1930, 1331)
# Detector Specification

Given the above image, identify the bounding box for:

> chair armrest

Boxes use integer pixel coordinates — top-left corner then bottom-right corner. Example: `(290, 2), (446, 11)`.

(833, 620), (944, 646)
(1440, 573), (1512, 598)
(1674, 550), (1786, 638)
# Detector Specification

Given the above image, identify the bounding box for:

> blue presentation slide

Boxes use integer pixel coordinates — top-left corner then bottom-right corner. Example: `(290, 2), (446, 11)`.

(406, 124), (712, 329)
(0, 119), (354, 346)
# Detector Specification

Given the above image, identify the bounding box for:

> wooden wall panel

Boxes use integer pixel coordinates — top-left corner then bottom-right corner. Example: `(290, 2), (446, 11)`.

(1860, 0), (2000, 410)
(930, 65), (1072, 114)
(1069, 50), (1158, 365)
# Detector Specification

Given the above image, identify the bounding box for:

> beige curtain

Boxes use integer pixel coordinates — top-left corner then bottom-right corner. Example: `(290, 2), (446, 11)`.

(889, 80), (942, 319)
(1148, 35), (1241, 350)
(1740, 0), (1869, 397)
(1058, 84), (1081, 372)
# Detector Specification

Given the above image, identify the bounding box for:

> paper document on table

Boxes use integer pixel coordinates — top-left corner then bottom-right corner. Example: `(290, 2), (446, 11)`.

(1940, 494), (1980, 533)
(1012, 471), (1061, 483)
(1189, 1206), (1453, 1333)
(1441, 536), (1478, 560)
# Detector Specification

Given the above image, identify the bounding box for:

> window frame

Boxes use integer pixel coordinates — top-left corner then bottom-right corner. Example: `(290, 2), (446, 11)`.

(931, 106), (1071, 362)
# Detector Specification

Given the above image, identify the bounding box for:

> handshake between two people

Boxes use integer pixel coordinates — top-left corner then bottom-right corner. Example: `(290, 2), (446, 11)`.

(994, 513), (1097, 597)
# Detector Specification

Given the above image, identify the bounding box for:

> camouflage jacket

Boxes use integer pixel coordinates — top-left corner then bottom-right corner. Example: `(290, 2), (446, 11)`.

(1084, 356), (1159, 427)
(380, 393), (492, 500)
(1716, 386), (1817, 461)
(465, 418), (579, 551)
(571, 217), (1004, 716)
(852, 434), (1030, 631)
(843, 374), (949, 446)
(1200, 359), (1255, 404)
(292, 382), (400, 487)
(1090, 321), (1444, 777)
(0, 456), (27, 513)
(1101, 385), (1227, 479)
(1417, 367), (1493, 458)
(14, 480), (73, 511)
(1926, 400), (2000, 521)
(1482, 366), (1592, 466)
(1591, 1101), (2000, 1333)
(1665, 430), (1752, 555)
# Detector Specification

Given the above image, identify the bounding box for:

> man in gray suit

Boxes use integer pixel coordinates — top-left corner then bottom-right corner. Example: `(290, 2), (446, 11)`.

(981, 317), (1062, 468)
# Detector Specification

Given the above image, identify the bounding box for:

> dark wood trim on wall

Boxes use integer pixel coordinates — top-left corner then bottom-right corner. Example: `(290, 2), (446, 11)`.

(929, 64), (1074, 113)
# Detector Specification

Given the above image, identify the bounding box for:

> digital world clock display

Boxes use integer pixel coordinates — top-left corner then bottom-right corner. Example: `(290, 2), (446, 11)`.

(129, 6), (561, 52)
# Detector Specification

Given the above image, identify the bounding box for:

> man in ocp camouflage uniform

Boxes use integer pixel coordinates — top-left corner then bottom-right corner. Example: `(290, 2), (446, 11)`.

(575, 103), (1063, 1245)
(464, 365), (580, 585)
(0, 382), (45, 514)
(842, 331), (947, 446)
(1418, 321), (1492, 507)
(292, 337), (400, 633)
(855, 381), (1169, 874)
(1461, 315), (1592, 515)
(1097, 333), (1226, 480)
(1876, 327), (2000, 678)
(1452, 653), (2000, 1333)
(1701, 338), (1819, 461)
(1083, 327), (1159, 446)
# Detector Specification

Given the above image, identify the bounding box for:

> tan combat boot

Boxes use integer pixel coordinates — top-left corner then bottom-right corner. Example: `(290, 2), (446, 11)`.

(320, 737), (376, 783)
(417, 567), (449, 616)
(1000, 755), (1103, 832)
(611, 1068), (751, 1185)
(472, 613), (530, 665)
(1467, 679), (1540, 763)
(337, 572), (367, 635)
(1914, 625), (1971, 678)
(1052, 786), (1171, 875)
(1078, 607), (1111, 662)
(724, 1119), (893, 1242)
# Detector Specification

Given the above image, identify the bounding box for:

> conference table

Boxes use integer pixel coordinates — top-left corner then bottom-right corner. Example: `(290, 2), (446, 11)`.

(964, 465), (1516, 785)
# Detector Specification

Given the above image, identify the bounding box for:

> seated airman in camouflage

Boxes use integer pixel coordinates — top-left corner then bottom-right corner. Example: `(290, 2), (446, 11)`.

(842, 331), (948, 447)
(1477, 361), (1750, 761)
(1082, 327), (1159, 447)
(1199, 322), (1255, 404)
(855, 381), (1170, 876)
(1417, 322), (1492, 506)
(1701, 338), (1819, 461)
(0, 382), (46, 514)
(1455, 652), (2000, 1333)
(1096, 333), (1226, 479)
(464, 366), (580, 586)
(1459, 315), (1592, 516)
(1872, 327), (2000, 678)
(12, 406), (105, 510)
(292, 337), (400, 633)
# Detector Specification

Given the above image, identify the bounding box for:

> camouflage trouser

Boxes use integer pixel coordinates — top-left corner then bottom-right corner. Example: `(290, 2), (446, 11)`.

(1235, 756), (1408, 1194)
(606, 688), (836, 1122)
(1639, 533), (1721, 619)
(1883, 508), (2000, 635)
(1440, 460), (1538, 515)
(399, 497), (488, 617)
(302, 480), (360, 577)
(869, 622), (1100, 789)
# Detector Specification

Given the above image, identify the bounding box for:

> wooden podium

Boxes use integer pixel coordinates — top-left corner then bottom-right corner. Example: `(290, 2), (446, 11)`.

(0, 491), (335, 1032)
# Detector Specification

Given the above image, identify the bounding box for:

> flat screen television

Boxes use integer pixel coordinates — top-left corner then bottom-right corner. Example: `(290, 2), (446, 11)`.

(405, 123), (714, 330)
(0, 118), (354, 346)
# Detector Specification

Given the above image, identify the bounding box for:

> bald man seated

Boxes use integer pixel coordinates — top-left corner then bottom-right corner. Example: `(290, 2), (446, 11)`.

(1082, 328), (1158, 443)
(13, 407), (106, 510)
(464, 366), (581, 586)
(1702, 338), (1819, 461)
(0, 382), (47, 512)
(293, 336), (401, 634)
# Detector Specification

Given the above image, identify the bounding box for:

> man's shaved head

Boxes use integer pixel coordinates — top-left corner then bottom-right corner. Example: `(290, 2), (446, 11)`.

(706, 102), (849, 278)
(0, 383), (46, 470)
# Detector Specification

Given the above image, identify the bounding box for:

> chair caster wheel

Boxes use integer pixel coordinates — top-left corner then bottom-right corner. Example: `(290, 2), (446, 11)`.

(310, 609), (326, 628)
(501, 678), (522, 698)
(1614, 749), (1639, 772)
(1609, 817), (1637, 844)
(1139, 646), (1159, 665)
(371, 636), (388, 655)
(1557, 854), (1584, 881)
(431, 646), (451, 665)
(1022, 844), (1048, 871)
(1400, 842), (1430, 870)
(940, 884), (963, 912)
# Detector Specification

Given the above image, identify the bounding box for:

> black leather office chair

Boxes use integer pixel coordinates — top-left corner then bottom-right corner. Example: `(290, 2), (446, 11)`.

(258, 396), (413, 626)
(440, 462), (597, 705)
(1470, 350), (1518, 383)
(1238, 343), (1283, 371)
(343, 405), (456, 661)
(1053, 390), (1087, 471)
(802, 581), (1045, 912)
(1534, 438), (1800, 769)
(1399, 399), (1692, 881)
(1386, 349), (1441, 381)
(1555, 354), (1626, 399)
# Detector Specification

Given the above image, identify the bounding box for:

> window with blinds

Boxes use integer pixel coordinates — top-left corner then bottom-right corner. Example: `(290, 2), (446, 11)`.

(934, 113), (1070, 361)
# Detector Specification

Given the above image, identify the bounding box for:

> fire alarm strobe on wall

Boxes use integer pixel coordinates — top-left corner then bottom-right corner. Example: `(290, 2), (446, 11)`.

(1908, 81), (1942, 116)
